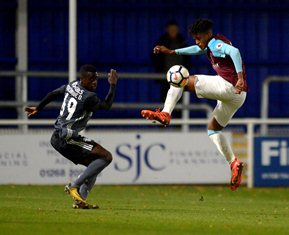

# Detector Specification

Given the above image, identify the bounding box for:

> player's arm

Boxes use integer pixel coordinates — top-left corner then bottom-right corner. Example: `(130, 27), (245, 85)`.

(85, 69), (117, 111)
(223, 44), (245, 94)
(153, 45), (206, 56)
(25, 85), (66, 117)
(210, 40), (245, 94)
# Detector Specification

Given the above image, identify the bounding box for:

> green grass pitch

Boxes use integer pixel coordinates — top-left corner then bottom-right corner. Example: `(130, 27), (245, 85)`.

(0, 185), (288, 235)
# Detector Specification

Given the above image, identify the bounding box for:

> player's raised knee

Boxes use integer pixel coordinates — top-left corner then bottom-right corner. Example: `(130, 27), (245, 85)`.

(184, 75), (197, 92)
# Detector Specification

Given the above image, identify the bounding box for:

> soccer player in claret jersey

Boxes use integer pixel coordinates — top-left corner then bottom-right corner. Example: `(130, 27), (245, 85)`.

(141, 19), (247, 191)
(25, 65), (117, 208)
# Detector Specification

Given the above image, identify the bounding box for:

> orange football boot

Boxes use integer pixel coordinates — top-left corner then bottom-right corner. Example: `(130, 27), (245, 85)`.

(141, 109), (171, 126)
(230, 158), (244, 191)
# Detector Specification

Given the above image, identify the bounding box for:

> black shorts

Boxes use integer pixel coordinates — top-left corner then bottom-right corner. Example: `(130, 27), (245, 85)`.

(50, 131), (97, 165)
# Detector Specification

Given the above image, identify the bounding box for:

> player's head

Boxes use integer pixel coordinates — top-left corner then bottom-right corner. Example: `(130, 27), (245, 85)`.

(80, 64), (98, 91)
(188, 19), (213, 49)
(165, 20), (180, 39)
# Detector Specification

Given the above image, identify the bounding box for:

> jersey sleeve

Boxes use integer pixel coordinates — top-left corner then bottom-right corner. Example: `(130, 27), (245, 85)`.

(209, 39), (243, 73)
(85, 84), (116, 112)
(175, 45), (207, 55)
(37, 85), (66, 111)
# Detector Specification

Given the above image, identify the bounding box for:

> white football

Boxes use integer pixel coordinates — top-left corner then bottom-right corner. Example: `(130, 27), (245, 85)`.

(166, 65), (189, 88)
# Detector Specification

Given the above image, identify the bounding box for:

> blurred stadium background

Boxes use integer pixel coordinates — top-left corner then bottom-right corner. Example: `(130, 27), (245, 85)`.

(0, 1), (289, 234)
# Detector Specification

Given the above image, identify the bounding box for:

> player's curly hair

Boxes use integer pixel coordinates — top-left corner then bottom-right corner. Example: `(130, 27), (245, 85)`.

(188, 19), (213, 35)
(80, 64), (97, 78)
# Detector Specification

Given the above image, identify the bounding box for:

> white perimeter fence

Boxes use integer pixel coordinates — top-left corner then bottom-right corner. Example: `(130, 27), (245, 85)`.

(1, 118), (289, 188)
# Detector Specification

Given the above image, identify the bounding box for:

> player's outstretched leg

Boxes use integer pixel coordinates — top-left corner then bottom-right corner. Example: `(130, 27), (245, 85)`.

(141, 76), (197, 126)
(141, 86), (184, 125)
(67, 143), (112, 208)
(208, 118), (244, 191)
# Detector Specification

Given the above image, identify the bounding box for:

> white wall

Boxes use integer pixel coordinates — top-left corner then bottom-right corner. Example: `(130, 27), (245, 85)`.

(0, 131), (231, 184)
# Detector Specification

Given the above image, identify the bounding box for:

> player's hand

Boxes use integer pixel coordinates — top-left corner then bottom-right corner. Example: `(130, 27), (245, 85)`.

(108, 69), (117, 85)
(234, 72), (245, 94)
(234, 79), (245, 94)
(25, 106), (38, 117)
(153, 45), (174, 55)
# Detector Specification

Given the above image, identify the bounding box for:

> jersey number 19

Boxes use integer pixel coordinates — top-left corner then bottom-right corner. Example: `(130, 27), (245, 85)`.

(60, 93), (77, 120)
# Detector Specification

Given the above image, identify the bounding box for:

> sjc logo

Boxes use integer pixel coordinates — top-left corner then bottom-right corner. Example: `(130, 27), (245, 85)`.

(114, 134), (166, 182)
(262, 140), (289, 166)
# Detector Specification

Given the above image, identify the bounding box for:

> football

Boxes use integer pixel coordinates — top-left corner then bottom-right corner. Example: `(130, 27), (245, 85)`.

(166, 65), (190, 88)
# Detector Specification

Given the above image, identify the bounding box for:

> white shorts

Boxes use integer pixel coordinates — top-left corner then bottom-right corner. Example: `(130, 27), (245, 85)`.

(195, 75), (246, 127)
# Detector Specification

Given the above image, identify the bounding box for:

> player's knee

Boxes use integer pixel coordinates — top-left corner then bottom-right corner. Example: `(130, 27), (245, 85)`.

(208, 118), (224, 131)
(184, 75), (197, 92)
(104, 151), (113, 163)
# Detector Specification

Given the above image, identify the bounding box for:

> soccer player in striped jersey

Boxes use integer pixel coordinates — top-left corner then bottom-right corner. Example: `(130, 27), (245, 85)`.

(141, 19), (247, 190)
(25, 65), (117, 208)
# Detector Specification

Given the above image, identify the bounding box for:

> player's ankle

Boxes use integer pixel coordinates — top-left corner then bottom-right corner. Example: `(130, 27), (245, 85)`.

(70, 184), (79, 189)
(229, 157), (236, 165)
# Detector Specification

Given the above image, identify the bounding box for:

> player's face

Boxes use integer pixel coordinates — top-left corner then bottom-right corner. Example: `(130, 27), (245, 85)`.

(81, 73), (98, 91)
(193, 33), (212, 50)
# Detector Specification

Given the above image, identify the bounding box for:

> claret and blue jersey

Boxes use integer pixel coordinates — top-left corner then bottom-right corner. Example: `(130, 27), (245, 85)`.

(175, 34), (248, 91)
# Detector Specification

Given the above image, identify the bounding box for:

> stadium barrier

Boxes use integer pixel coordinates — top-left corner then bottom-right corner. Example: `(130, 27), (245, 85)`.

(2, 71), (288, 132)
(260, 76), (289, 135)
(1, 118), (289, 188)
(0, 71), (212, 132)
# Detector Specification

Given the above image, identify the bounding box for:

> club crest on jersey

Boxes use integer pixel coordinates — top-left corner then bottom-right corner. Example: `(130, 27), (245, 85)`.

(216, 43), (223, 49)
